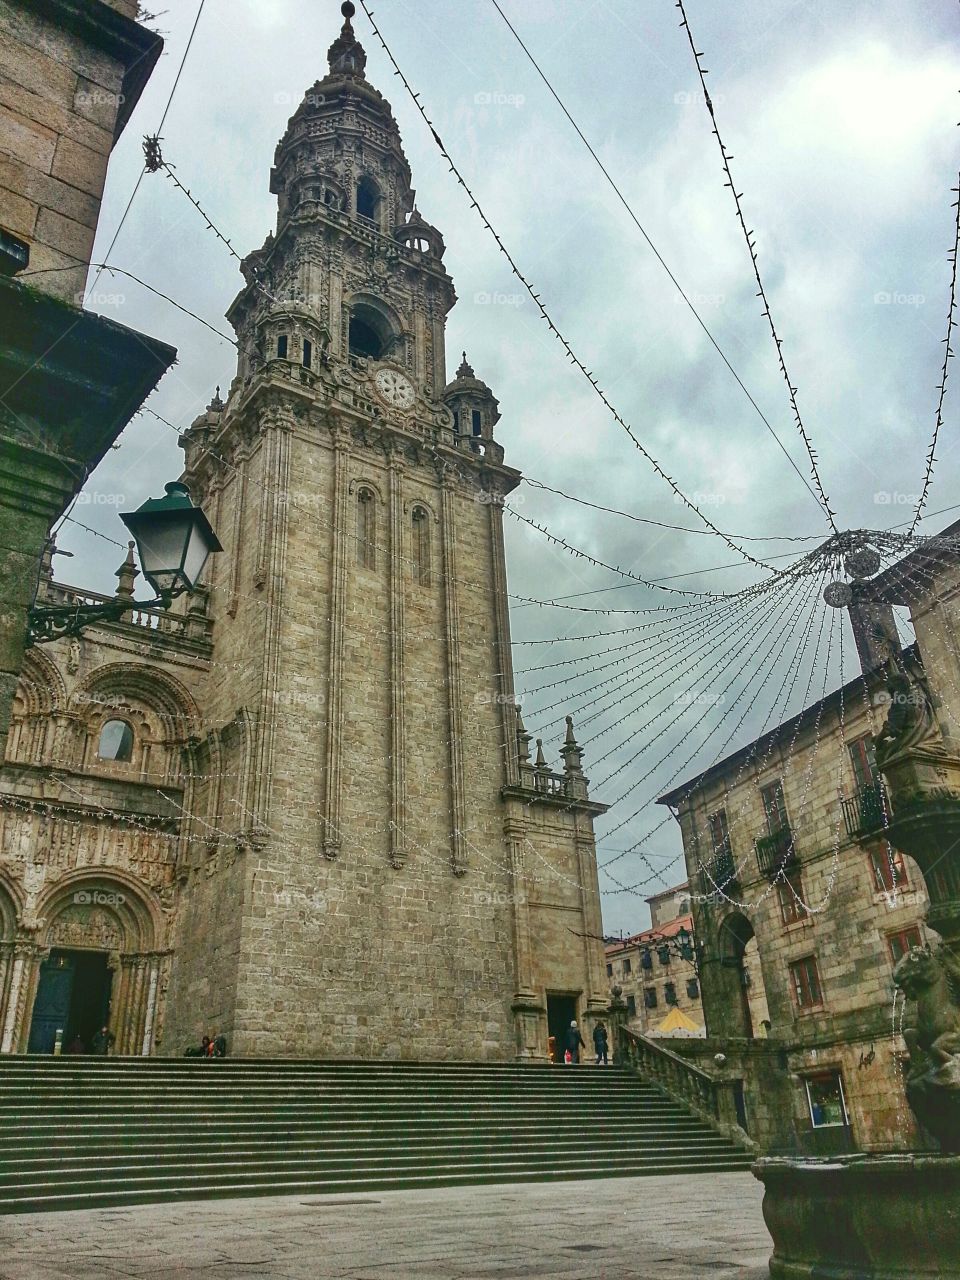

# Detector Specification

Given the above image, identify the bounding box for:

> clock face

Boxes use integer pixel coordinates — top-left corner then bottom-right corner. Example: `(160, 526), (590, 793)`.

(374, 366), (415, 410)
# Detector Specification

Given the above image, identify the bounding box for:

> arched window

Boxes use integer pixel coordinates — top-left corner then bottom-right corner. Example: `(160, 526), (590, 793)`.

(355, 176), (380, 222)
(357, 489), (376, 569)
(98, 719), (134, 763)
(412, 507), (430, 586)
(348, 316), (384, 360)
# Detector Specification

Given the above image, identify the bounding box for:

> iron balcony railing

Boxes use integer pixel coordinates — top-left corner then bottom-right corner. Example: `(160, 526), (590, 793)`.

(755, 825), (798, 879)
(840, 781), (887, 840)
(700, 846), (740, 897)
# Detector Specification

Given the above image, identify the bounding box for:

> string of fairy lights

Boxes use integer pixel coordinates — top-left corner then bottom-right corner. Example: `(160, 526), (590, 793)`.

(4, 0), (959, 1003)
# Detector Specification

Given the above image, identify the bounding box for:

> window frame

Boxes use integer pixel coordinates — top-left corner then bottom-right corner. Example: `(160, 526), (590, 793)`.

(804, 1070), (849, 1129)
(777, 871), (808, 926)
(869, 844), (908, 894)
(622, 957), (632, 975)
(789, 954), (824, 1011)
(96, 718), (135, 764)
(664, 981), (678, 1007)
(625, 994), (637, 1018)
(887, 926), (923, 967)
(760, 778), (789, 835)
(643, 987), (657, 1010)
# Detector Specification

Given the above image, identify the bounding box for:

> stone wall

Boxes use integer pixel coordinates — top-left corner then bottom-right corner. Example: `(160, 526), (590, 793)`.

(0, 0), (151, 301)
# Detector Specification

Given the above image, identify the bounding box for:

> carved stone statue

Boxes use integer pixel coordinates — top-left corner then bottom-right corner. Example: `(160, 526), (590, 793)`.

(893, 944), (960, 1152)
(875, 668), (942, 766)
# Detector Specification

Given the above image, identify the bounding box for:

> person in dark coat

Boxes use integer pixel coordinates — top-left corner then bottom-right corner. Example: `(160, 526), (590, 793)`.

(91, 1025), (114, 1056)
(564, 1020), (586, 1065)
(593, 1021), (609, 1066)
(211, 1033), (227, 1058)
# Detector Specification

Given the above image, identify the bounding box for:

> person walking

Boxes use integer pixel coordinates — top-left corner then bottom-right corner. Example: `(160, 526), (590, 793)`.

(564, 1019), (585, 1065)
(593, 1021), (609, 1066)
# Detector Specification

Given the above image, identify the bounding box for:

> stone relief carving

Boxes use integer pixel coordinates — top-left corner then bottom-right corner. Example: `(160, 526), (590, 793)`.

(46, 904), (123, 952)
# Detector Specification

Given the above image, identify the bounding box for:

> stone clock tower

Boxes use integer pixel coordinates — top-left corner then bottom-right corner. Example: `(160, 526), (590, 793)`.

(162, 3), (609, 1059)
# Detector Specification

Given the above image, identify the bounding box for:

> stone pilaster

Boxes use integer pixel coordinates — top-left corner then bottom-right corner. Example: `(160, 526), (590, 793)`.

(440, 475), (467, 876)
(387, 448), (406, 868)
(321, 425), (350, 860)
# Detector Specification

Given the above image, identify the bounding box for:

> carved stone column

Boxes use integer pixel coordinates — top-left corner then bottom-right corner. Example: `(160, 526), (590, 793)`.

(607, 985), (629, 1068)
(140, 956), (161, 1056)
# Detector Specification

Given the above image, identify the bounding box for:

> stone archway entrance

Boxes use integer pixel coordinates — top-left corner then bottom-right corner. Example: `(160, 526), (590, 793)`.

(19, 882), (164, 1057)
(716, 913), (770, 1039)
(27, 949), (113, 1054)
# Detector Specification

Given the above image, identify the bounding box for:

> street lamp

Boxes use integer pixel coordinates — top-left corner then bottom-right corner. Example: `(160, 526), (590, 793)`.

(27, 481), (222, 646)
(119, 482), (221, 603)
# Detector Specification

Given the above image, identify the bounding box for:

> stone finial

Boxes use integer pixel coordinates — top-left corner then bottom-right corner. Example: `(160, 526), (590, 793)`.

(328, 1), (367, 78)
(457, 351), (475, 379)
(38, 537), (56, 581)
(534, 738), (547, 769)
(560, 713), (584, 776)
(114, 540), (139, 600)
(209, 385), (223, 412)
(516, 704), (532, 766)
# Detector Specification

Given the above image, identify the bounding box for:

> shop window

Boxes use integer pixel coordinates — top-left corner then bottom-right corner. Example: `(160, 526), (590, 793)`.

(97, 719), (134, 762)
(777, 872), (808, 925)
(805, 1071), (849, 1128)
(887, 926), (922, 966)
(869, 845), (908, 893)
(790, 954), (823, 1010)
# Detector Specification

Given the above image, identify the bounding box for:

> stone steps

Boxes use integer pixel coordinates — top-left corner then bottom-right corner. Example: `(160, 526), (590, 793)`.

(0, 1057), (752, 1212)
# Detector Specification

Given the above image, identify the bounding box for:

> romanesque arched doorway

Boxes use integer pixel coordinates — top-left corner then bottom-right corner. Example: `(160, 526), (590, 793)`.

(25, 876), (162, 1056)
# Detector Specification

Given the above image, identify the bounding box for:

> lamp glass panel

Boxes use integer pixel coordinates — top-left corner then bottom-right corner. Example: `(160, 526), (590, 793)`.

(136, 518), (191, 580)
(182, 521), (212, 587)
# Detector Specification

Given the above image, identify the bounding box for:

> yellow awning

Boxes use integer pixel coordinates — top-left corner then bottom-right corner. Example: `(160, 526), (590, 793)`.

(653, 1006), (703, 1035)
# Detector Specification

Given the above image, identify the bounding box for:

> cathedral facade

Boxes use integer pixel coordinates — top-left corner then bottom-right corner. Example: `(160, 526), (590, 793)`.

(0, 8), (609, 1061)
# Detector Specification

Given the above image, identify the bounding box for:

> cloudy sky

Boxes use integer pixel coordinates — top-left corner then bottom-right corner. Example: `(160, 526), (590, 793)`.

(60, 0), (959, 933)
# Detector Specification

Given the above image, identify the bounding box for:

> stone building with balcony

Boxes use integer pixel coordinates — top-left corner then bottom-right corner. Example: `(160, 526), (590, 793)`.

(0, 8), (609, 1063)
(654, 545), (954, 1153)
(605, 881), (705, 1036)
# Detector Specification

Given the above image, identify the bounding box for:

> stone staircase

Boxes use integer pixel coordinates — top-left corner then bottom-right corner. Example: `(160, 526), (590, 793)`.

(0, 1057), (752, 1213)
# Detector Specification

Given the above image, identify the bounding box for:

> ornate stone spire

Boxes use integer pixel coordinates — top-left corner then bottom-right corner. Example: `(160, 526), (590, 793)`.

(560, 714), (584, 776)
(327, 1), (367, 79)
(114, 540), (139, 600)
(516, 703), (532, 765)
(457, 351), (475, 379)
